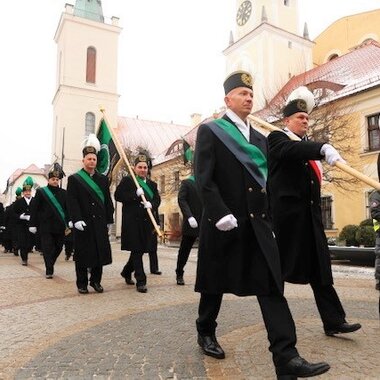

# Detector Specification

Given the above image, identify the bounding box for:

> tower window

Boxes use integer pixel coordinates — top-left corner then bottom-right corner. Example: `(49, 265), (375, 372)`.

(86, 47), (96, 83)
(85, 112), (95, 136)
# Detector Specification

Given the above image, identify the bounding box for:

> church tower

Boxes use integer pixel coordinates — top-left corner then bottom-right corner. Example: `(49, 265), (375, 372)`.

(52, 0), (121, 178)
(224, 0), (313, 110)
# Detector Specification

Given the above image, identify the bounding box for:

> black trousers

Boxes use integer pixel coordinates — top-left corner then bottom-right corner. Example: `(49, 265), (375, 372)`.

(75, 262), (103, 289)
(122, 251), (146, 286)
(176, 235), (197, 276)
(310, 282), (346, 328)
(148, 236), (159, 273)
(197, 293), (298, 367)
(41, 232), (64, 275)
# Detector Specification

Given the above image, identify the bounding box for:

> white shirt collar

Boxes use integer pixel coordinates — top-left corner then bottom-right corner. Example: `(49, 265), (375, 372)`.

(226, 109), (250, 141)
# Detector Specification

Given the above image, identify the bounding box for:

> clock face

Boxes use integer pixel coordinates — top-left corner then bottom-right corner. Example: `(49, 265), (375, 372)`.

(236, 0), (252, 26)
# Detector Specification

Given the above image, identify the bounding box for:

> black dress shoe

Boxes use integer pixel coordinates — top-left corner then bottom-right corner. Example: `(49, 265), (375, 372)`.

(78, 287), (89, 294)
(121, 272), (135, 285)
(90, 283), (104, 293)
(197, 334), (225, 359)
(324, 322), (361, 336)
(176, 276), (185, 285)
(136, 284), (148, 293)
(151, 271), (162, 275)
(276, 356), (330, 379)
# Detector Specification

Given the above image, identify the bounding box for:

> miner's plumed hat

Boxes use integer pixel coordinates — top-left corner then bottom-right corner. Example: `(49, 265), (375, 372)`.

(22, 176), (34, 191)
(134, 153), (151, 167)
(15, 187), (22, 197)
(48, 163), (65, 179)
(283, 86), (315, 117)
(81, 133), (101, 157)
(223, 70), (253, 95)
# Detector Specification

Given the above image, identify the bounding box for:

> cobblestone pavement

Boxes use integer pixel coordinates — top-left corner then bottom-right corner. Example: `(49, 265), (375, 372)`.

(0, 242), (378, 379)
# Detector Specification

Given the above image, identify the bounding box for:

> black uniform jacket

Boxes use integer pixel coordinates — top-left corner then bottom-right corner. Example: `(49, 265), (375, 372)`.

(178, 179), (202, 238)
(194, 115), (283, 296)
(29, 185), (68, 234)
(67, 171), (114, 267)
(268, 130), (333, 285)
(115, 175), (160, 252)
(13, 197), (34, 247)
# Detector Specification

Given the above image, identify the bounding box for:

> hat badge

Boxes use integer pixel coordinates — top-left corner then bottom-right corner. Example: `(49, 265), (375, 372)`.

(296, 99), (307, 112)
(241, 73), (252, 87)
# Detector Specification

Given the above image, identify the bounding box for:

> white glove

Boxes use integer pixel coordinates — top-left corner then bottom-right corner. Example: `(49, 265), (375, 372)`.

(74, 221), (87, 231)
(136, 187), (144, 197)
(68, 221), (73, 228)
(320, 144), (346, 166)
(29, 227), (37, 234)
(188, 217), (198, 228)
(143, 201), (152, 209)
(0, 226), (5, 230)
(20, 213), (30, 221)
(107, 224), (112, 229)
(215, 214), (238, 231)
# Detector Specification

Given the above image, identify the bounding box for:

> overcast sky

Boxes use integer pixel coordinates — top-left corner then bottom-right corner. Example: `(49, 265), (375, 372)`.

(1, 0), (380, 192)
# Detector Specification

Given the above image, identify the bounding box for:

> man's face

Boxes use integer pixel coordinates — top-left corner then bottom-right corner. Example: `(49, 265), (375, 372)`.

(225, 87), (253, 120)
(23, 189), (32, 199)
(285, 112), (309, 137)
(48, 177), (60, 187)
(82, 153), (97, 171)
(134, 162), (148, 178)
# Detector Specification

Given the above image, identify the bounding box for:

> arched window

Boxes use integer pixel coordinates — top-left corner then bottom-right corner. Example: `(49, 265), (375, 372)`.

(86, 47), (96, 83)
(327, 53), (338, 61)
(85, 112), (95, 136)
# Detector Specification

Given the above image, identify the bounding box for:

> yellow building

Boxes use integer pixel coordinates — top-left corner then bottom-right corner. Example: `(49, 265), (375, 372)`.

(313, 9), (380, 65)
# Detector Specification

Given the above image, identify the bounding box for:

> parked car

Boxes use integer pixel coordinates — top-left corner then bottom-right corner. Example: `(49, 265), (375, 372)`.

(329, 245), (375, 266)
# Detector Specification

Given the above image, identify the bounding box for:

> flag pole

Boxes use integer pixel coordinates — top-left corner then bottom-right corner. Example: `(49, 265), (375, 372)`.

(100, 108), (162, 237)
(248, 114), (380, 191)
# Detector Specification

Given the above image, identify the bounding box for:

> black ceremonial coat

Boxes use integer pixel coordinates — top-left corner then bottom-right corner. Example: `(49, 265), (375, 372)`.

(115, 175), (160, 252)
(67, 171), (114, 268)
(267, 130), (333, 285)
(178, 178), (202, 237)
(194, 115), (283, 296)
(13, 197), (34, 248)
(29, 185), (68, 234)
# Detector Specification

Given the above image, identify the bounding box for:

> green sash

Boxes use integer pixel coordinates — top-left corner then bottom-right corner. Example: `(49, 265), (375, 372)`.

(41, 187), (67, 227)
(187, 175), (195, 182)
(76, 169), (105, 204)
(214, 118), (268, 180)
(136, 176), (154, 200)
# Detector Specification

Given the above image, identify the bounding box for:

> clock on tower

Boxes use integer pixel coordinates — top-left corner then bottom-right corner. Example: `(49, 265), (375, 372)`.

(236, 0), (252, 26)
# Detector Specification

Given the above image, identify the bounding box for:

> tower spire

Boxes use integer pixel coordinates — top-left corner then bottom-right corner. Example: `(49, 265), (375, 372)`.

(74, 0), (104, 23)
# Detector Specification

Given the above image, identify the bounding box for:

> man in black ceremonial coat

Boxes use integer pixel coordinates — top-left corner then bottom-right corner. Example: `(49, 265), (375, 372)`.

(13, 180), (35, 265)
(115, 153), (161, 293)
(267, 86), (361, 337)
(29, 166), (68, 278)
(175, 175), (202, 285)
(67, 135), (114, 294)
(193, 71), (330, 379)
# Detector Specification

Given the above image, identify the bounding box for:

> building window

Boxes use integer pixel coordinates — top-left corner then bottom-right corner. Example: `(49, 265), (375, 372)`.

(365, 191), (374, 220)
(288, 41), (292, 49)
(284, 0), (290, 6)
(169, 212), (180, 231)
(85, 112), (95, 136)
(321, 195), (333, 229)
(160, 175), (165, 194)
(174, 171), (180, 191)
(327, 53), (338, 61)
(86, 46), (96, 83)
(367, 113), (380, 151)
